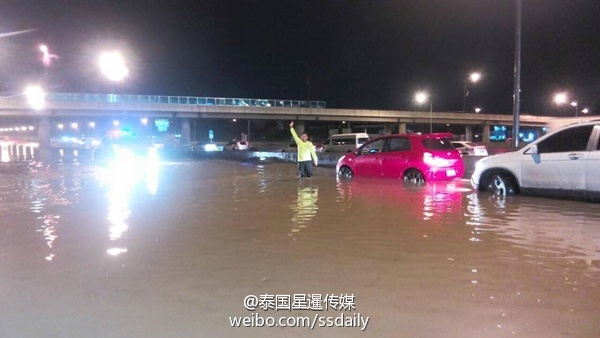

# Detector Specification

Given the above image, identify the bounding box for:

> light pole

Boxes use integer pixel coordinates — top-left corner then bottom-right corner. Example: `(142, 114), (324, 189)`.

(415, 91), (433, 133)
(462, 72), (481, 112)
(553, 92), (579, 116)
(571, 101), (578, 117)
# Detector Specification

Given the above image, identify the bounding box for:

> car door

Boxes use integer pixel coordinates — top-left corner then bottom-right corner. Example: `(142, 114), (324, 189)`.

(353, 138), (388, 177)
(381, 137), (412, 178)
(521, 125), (594, 191)
(585, 125), (600, 194)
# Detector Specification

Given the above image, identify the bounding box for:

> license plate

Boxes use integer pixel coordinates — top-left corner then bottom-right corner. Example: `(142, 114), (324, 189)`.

(446, 169), (456, 177)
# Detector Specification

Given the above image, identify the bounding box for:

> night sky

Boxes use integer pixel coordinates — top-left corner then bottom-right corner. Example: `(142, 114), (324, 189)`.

(2, 0), (600, 115)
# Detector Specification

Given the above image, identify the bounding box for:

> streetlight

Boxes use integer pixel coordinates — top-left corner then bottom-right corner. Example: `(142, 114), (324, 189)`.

(463, 72), (481, 112)
(99, 51), (128, 83)
(570, 101), (578, 117)
(553, 93), (581, 116)
(582, 108), (589, 114)
(39, 44), (58, 67)
(24, 85), (45, 110)
(415, 91), (433, 133)
(553, 92), (568, 105)
(474, 107), (482, 113)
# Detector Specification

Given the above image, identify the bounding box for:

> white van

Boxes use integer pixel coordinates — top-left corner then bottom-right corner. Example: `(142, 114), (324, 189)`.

(321, 133), (370, 153)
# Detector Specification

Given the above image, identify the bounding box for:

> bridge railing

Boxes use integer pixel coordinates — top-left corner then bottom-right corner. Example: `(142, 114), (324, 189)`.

(46, 93), (326, 108)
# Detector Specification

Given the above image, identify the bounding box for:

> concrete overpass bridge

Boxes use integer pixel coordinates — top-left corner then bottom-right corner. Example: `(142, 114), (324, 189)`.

(0, 92), (577, 147)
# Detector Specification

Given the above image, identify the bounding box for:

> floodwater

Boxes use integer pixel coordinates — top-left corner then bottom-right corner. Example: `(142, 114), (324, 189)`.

(1, 152), (599, 337)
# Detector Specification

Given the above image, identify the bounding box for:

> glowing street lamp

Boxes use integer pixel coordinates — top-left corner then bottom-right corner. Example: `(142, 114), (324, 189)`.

(415, 91), (433, 133)
(99, 51), (129, 82)
(24, 85), (45, 110)
(463, 72), (482, 111)
(553, 92), (568, 105)
(39, 44), (58, 67)
(474, 107), (482, 113)
(582, 108), (589, 114)
(570, 101), (579, 117)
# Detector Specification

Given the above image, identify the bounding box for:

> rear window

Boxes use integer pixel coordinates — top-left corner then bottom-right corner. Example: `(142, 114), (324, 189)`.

(332, 138), (354, 145)
(358, 137), (369, 145)
(422, 138), (454, 150)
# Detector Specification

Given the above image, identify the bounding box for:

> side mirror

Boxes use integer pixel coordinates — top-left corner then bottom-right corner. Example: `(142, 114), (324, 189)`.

(530, 144), (538, 155)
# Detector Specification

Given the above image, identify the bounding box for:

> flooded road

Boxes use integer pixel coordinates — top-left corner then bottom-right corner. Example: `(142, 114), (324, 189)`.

(0, 157), (599, 337)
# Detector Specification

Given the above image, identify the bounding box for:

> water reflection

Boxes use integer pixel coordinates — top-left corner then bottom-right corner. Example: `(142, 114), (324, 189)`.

(290, 180), (319, 235)
(335, 177), (465, 226)
(101, 158), (160, 256)
(466, 193), (600, 271)
(37, 214), (60, 261)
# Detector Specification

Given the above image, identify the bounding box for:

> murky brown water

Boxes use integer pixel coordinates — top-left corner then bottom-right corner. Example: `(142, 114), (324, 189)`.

(1, 156), (599, 337)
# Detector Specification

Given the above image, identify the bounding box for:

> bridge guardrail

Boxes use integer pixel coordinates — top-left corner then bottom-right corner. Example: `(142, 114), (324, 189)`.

(46, 93), (326, 109)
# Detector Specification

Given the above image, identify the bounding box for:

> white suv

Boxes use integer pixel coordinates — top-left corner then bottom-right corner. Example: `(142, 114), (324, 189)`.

(471, 120), (600, 202)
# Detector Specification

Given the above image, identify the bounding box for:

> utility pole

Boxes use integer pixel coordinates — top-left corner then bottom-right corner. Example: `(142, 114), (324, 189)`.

(512, 0), (522, 149)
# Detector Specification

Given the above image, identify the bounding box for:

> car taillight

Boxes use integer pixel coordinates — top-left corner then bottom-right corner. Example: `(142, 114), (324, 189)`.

(423, 152), (452, 167)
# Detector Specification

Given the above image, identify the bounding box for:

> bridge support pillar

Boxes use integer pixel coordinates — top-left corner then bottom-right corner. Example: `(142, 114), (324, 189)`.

(384, 124), (392, 135)
(180, 118), (191, 145)
(465, 125), (473, 141)
(398, 122), (407, 134)
(37, 115), (52, 160)
(482, 124), (490, 143)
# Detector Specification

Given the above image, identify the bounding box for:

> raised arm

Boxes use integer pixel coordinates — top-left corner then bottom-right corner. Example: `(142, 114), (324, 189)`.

(289, 121), (301, 144)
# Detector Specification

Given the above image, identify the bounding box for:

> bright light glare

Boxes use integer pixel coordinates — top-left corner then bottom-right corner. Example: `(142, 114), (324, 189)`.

(24, 86), (45, 110)
(554, 92), (568, 104)
(570, 101), (578, 107)
(71, 122), (78, 129)
(582, 108), (589, 114)
(89, 122), (96, 128)
(423, 152), (451, 167)
(469, 72), (481, 83)
(474, 107), (481, 113)
(57, 123), (64, 130)
(141, 118), (148, 125)
(415, 91), (429, 104)
(204, 143), (218, 152)
(99, 51), (129, 82)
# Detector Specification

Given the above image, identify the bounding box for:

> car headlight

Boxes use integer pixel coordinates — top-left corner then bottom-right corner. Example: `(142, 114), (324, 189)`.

(204, 144), (218, 152)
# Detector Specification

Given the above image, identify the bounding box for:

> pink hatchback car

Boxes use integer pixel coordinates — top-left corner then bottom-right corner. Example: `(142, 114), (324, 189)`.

(336, 133), (464, 183)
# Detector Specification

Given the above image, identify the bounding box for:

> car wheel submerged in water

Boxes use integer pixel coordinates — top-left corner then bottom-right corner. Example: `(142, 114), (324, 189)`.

(338, 166), (354, 180)
(484, 172), (518, 196)
(403, 169), (425, 185)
